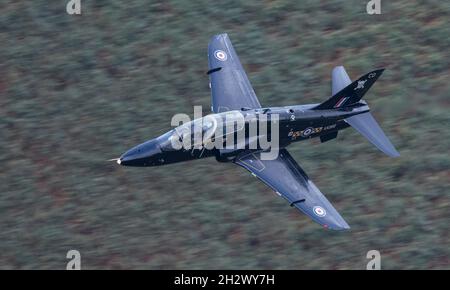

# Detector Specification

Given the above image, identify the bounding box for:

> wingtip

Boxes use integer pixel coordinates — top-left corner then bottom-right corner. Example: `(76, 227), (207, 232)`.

(325, 223), (351, 231)
(323, 214), (351, 231)
(385, 146), (400, 158)
(340, 223), (351, 231)
(390, 152), (401, 158)
(209, 33), (229, 48)
(211, 32), (228, 39)
(335, 220), (351, 231)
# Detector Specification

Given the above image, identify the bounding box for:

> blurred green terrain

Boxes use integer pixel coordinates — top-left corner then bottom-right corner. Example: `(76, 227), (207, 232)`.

(0, 0), (449, 269)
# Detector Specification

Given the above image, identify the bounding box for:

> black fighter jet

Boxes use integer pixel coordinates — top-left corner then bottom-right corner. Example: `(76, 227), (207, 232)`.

(114, 33), (399, 230)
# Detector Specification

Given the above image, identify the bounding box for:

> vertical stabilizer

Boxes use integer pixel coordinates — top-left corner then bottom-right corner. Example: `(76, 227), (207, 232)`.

(313, 68), (385, 110)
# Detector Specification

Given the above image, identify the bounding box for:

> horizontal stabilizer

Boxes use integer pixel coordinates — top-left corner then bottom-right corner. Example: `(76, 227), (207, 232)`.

(345, 112), (400, 157)
(332, 66), (352, 96)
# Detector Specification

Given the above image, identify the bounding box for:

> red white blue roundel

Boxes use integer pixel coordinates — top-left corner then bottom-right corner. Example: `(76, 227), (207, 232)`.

(301, 127), (313, 137)
(214, 50), (227, 61)
(313, 206), (326, 217)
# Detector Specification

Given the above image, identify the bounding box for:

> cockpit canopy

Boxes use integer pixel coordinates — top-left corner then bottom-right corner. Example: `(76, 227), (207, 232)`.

(157, 110), (246, 151)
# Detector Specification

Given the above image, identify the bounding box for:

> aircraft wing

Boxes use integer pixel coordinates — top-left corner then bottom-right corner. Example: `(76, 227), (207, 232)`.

(234, 149), (350, 230)
(207, 34), (261, 113)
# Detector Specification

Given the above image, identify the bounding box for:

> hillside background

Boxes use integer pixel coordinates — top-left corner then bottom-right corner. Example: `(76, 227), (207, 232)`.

(0, 0), (449, 269)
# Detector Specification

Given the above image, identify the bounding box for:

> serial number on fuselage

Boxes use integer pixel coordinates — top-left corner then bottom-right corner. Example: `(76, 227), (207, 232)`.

(288, 123), (337, 140)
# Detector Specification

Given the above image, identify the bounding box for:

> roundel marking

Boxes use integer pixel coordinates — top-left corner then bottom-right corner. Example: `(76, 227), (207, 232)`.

(214, 50), (227, 61)
(313, 206), (326, 217)
(301, 127), (313, 137)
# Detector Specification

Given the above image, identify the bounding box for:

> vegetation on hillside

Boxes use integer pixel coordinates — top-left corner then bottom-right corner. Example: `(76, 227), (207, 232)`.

(0, 0), (449, 269)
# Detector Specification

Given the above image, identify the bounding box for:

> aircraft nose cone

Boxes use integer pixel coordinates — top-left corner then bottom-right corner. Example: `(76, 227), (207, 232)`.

(118, 139), (162, 166)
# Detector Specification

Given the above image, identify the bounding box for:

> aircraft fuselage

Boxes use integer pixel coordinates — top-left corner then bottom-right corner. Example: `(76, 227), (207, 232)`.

(118, 102), (369, 167)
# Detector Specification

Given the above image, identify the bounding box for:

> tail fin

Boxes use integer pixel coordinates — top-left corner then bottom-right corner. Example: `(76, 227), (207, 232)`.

(318, 67), (399, 157)
(313, 68), (385, 110)
(345, 112), (400, 157)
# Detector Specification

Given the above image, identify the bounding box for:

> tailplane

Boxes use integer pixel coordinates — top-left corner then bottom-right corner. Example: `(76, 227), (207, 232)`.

(345, 112), (400, 157)
(331, 66), (352, 95)
(315, 66), (399, 157)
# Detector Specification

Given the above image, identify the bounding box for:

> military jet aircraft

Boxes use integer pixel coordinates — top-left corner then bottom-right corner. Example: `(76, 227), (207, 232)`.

(113, 33), (399, 230)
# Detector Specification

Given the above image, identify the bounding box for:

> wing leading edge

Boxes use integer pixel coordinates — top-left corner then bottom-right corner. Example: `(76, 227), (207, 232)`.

(234, 149), (350, 230)
(208, 33), (261, 113)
